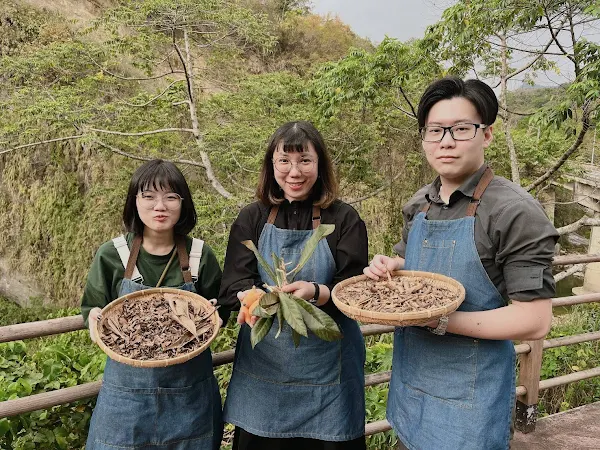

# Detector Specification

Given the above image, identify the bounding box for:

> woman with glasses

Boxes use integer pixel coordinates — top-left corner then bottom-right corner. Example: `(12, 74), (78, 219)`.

(81, 159), (224, 450)
(219, 121), (368, 450)
(365, 77), (557, 450)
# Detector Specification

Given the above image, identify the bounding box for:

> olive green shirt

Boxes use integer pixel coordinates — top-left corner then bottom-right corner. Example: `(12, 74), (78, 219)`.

(81, 233), (222, 325)
(394, 164), (558, 302)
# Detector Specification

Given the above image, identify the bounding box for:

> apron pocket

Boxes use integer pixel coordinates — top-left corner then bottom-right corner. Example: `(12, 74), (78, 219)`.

(417, 239), (455, 276)
(235, 321), (342, 386)
(401, 327), (477, 408)
(91, 380), (216, 447)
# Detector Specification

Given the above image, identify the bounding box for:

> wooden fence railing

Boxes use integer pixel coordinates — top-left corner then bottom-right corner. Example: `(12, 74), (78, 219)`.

(1, 254), (600, 437)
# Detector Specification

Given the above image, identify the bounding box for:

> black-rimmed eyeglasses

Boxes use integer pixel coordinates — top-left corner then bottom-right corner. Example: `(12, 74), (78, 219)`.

(420, 123), (488, 142)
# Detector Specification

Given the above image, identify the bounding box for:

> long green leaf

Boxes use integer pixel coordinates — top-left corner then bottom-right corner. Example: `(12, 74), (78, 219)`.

(251, 317), (274, 349)
(250, 304), (272, 318)
(292, 329), (301, 348)
(241, 240), (277, 283)
(291, 296), (343, 341)
(288, 224), (335, 280)
(259, 292), (279, 308)
(275, 303), (284, 339)
(279, 292), (307, 337)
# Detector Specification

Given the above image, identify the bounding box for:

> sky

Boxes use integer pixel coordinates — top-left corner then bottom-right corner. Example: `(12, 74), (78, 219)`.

(310, 0), (600, 88)
(311, 0), (455, 43)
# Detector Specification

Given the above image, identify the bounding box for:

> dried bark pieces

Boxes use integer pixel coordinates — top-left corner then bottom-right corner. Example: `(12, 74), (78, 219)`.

(98, 293), (215, 361)
(337, 276), (458, 313)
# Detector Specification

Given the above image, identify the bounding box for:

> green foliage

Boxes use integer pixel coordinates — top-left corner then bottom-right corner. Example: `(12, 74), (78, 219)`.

(242, 225), (342, 347)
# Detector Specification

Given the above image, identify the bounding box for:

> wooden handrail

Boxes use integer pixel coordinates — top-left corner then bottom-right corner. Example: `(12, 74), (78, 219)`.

(1, 252), (600, 433)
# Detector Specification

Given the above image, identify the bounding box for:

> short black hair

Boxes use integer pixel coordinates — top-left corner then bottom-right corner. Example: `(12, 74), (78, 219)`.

(256, 121), (338, 208)
(417, 77), (498, 128)
(123, 159), (197, 236)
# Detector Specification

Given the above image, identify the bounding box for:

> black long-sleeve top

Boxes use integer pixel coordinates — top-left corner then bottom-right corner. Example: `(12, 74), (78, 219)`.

(218, 199), (368, 319)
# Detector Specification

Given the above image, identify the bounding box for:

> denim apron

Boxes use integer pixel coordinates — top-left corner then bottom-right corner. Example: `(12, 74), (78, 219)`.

(387, 168), (515, 450)
(86, 236), (223, 450)
(224, 206), (366, 441)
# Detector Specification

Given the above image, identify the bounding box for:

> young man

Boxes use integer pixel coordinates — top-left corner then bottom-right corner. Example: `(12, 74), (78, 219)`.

(364, 77), (558, 450)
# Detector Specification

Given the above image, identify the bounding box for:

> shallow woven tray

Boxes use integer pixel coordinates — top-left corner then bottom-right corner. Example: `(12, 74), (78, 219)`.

(96, 287), (220, 368)
(331, 270), (465, 326)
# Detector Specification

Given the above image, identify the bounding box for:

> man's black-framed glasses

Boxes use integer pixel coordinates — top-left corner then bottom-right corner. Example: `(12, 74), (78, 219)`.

(420, 123), (488, 142)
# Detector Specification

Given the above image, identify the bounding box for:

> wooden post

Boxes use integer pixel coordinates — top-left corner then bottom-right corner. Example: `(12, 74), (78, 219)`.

(515, 339), (544, 433)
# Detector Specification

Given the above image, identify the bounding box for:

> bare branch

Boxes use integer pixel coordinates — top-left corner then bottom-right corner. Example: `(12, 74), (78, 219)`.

(230, 152), (259, 173)
(87, 54), (184, 81)
(556, 216), (600, 236)
(121, 80), (185, 107)
(543, 5), (578, 69)
(396, 85), (417, 118)
(227, 172), (255, 193)
(93, 138), (206, 169)
(525, 106), (591, 192)
(88, 127), (195, 137)
(0, 135), (84, 156)
(554, 263), (586, 282)
(344, 173), (403, 205)
(393, 104), (419, 120)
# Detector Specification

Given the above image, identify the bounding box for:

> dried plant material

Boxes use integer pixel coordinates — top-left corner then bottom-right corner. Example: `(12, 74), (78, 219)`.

(336, 276), (458, 314)
(98, 292), (214, 361)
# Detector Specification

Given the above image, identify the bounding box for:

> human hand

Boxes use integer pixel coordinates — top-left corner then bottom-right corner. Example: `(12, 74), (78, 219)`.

(208, 299), (223, 327)
(280, 281), (316, 301)
(363, 255), (400, 280)
(88, 307), (102, 343)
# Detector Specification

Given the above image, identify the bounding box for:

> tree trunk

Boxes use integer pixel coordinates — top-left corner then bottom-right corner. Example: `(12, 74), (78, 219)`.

(499, 33), (520, 185)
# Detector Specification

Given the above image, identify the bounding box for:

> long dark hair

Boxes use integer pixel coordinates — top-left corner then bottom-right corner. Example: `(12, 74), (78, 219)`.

(256, 121), (338, 208)
(123, 159), (197, 236)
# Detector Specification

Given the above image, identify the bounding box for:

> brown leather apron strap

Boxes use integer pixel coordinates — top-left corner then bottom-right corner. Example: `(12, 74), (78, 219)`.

(124, 235), (142, 280)
(267, 206), (279, 225)
(420, 202), (431, 213)
(176, 235), (192, 284)
(466, 166), (494, 217)
(312, 205), (321, 229)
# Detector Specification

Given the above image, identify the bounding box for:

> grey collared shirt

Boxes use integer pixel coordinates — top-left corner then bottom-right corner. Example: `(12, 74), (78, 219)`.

(394, 164), (559, 302)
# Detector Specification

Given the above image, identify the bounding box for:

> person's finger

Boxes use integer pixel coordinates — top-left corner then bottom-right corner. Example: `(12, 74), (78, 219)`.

(280, 282), (302, 292)
(237, 308), (247, 325)
(363, 266), (380, 280)
(237, 291), (247, 301)
(209, 298), (217, 306)
(250, 315), (259, 327)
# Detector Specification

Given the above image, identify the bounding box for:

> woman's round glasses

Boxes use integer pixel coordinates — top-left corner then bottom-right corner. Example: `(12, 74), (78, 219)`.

(136, 191), (183, 210)
(273, 157), (318, 174)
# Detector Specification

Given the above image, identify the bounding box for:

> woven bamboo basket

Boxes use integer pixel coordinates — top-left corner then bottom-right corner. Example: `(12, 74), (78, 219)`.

(331, 270), (465, 326)
(95, 287), (220, 368)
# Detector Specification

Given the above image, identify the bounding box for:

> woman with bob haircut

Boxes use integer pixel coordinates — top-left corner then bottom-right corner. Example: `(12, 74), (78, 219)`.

(219, 121), (369, 450)
(82, 159), (224, 450)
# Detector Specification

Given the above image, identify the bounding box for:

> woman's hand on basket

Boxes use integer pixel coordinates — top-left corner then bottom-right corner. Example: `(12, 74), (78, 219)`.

(236, 290), (259, 327)
(88, 307), (102, 343)
(364, 255), (403, 280)
(208, 299), (223, 327)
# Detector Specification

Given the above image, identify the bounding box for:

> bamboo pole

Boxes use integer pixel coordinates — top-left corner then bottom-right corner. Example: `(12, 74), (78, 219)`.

(538, 366), (600, 391)
(0, 316), (85, 343)
(552, 254), (600, 266)
(552, 292), (600, 307)
(0, 381), (102, 419)
(365, 419), (392, 436)
(544, 331), (600, 349)
(365, 371), (391, 387)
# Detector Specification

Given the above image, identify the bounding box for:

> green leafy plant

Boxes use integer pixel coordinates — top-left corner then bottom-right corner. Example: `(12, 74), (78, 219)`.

(241, 224), (343, 348)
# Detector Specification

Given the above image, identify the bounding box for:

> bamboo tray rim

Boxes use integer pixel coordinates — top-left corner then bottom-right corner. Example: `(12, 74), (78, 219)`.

(331, 270), (466, 322)
(96, 287), (220, 368)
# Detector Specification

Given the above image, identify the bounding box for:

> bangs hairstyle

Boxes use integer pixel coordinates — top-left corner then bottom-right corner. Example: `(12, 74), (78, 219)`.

(417, 77), (498, 128)
(123, 159), (197, 236)
(256, 121), (338, 208)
